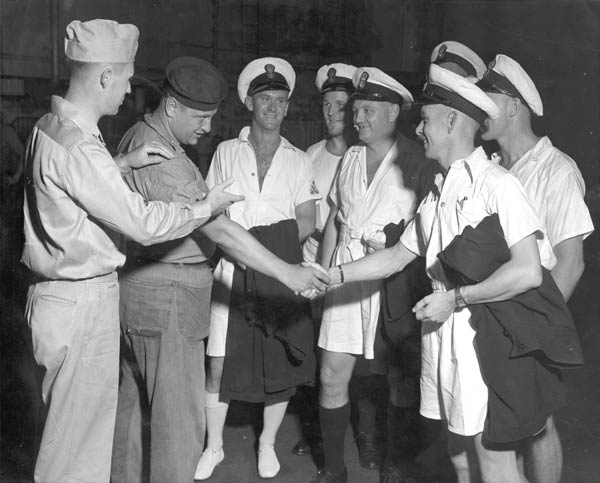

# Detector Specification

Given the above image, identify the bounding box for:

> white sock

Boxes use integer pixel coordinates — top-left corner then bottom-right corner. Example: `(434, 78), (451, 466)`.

(205, 392), (228, 450)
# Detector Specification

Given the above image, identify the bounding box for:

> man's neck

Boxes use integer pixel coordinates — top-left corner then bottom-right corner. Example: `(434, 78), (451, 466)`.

(440, 142), (477, 172)
(497, 125), (540, 170)
(151, 108), (180, 146)
(64, 86), (102, 125)
(365, 134), (395, 163)
(248, 124), (281, 151)
(325, 134), (347, 156)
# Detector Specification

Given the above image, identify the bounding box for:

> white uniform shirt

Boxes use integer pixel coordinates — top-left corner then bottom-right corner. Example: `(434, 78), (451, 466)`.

(302, 139), (343, 263)
(400, 147), (550, 436)
(205, 126), (320, 356)
(319, 141), (419, 359)
(493, 136), (593, 248)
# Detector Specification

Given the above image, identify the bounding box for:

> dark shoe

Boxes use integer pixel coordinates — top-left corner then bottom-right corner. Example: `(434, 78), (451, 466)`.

(356, 432), (384, 469)
(311, 467), (348, 483)
(292, 436), (311, 456)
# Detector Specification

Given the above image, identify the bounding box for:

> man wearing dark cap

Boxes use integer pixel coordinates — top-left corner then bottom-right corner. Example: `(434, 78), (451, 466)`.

(478, 54), (593, 483)
(111, 56), (328, 483)
(197, 57), (322, 480)
(313, 66), (439, 483)
(21, 20), (244, 483)
(328, 64), (558, 482)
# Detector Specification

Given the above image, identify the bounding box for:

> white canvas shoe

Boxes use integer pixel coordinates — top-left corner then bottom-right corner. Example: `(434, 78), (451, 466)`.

(194, 447), (224, 480)
(258, 444), (280, 479)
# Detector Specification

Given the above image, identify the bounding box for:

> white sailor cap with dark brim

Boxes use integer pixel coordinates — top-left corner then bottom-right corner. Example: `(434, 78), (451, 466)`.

(315, 63), (357, 93)
(430, 41), (486, 79)
(476, 54), (543, 116)
(237, 57), (296, 103)
(418, 64), (500, 124)
(351, 67), (413, 108)
(65, 19), (139, 63)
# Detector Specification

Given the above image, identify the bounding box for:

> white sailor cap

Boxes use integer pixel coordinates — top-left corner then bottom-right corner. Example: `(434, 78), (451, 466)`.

(315, 63), (357, 93)
(476, 54), (543, 116)
(419, 64), (500, 124)
(430, 41), (486, 79)
(351, 67), (413, 107)
(237, 57), (296, 103)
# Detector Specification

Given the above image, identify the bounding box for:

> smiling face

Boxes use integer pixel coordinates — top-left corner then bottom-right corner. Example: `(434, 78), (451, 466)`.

(415, 104), (451, 161)
(322, 90), (350, 138)
(246, 90), (289, 132)
(352, 99), (397, 145)
(169, 101), (217, 146)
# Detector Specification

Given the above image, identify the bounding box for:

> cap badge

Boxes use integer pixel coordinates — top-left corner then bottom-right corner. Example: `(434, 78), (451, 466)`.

(485, 59), (496, 76)
(327, 67), (337, 80)
(358, 71), (369, 89)
(436, 44), (447, 62)
(265, 64), (275, 78)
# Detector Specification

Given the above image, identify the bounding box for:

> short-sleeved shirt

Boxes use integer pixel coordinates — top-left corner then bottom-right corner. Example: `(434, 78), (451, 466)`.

(206, 126), (319, 355)
(492, 136), (594, 248)
(119, 114), (215, 263)
(306, 139), (343, 231)
(21, 96), (208, 280)
(399, 147), (552, 436)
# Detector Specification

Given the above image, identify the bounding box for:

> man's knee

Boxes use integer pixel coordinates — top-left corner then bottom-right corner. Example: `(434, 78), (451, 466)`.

(319, 352), (354, 405)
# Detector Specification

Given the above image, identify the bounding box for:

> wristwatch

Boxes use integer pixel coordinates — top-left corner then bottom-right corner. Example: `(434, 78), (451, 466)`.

(454, 287), (467, 309)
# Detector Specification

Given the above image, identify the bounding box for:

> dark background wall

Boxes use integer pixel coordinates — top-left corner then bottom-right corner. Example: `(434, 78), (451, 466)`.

(2, 0), (599, 179)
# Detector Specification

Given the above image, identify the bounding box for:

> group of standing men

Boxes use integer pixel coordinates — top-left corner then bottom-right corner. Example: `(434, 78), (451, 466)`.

(20, 17), (592, 483)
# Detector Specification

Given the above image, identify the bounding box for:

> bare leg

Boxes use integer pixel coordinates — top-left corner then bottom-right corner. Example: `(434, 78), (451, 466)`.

(473, 433), (529, 483)
(447, 430), (481, 483)
(523, 416), (562, 483)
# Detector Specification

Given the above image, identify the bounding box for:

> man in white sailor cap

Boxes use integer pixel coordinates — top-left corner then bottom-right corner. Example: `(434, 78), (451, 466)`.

(478, 54), (594, 483)
(431, 40), (486, 79)
(312, 66), (440, 483)
(326, 64), (559, 483)
(21, 19), (244, 483)
(291, 62), (357, 458)
(195, 57), (321, 480)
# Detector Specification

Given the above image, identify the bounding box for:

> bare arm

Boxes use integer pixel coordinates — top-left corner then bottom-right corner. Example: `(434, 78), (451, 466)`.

(327, 240), (418, 284)
(295, 199), (317, 242)
(551, 235), (584, 301)
(413, 234), (543, 323)
(199, 215), (328, 293)
(319, 205), (339, 268)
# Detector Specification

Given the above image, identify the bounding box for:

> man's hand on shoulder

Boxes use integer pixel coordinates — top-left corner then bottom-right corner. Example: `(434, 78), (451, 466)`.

(204, 178), (245, 216)
(115, 141), (175, 173)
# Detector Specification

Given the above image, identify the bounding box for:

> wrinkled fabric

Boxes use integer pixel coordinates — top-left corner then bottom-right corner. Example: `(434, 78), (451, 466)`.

(438, 213), (583, 442)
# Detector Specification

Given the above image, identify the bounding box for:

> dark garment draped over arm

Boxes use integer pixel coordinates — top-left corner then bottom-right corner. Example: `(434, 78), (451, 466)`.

(220, 219), (315, 402)
(438, 213), (583, 443)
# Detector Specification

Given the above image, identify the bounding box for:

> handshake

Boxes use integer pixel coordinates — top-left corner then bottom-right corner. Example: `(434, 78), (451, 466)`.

(287, 261), (341, 299)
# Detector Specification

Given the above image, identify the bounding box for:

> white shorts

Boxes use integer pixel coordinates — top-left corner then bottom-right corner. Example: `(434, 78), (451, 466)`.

(419, 307), (488, 436)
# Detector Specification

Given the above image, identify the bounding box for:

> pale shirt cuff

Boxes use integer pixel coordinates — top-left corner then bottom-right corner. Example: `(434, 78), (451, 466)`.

(189, 201), (211, 219)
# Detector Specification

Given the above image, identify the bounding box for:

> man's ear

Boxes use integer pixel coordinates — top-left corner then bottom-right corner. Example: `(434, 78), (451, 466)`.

(447, 110), (457, 134)
(245, 96), (254, 112)
(509, 97), (521, 118)
(100, 67), (112, 89)
(389, 103), (400, 123)
(165, 97), (178, 118)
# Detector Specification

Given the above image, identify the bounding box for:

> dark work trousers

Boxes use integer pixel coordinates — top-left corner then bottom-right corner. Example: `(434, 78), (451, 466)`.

(111, 261), (212, 483)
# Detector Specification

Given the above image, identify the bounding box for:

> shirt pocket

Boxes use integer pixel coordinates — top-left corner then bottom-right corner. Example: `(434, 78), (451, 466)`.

(455, 198), (489, 231)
